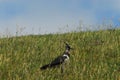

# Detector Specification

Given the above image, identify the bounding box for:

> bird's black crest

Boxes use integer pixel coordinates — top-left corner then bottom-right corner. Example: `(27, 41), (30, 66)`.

(64, 42), (73, 51)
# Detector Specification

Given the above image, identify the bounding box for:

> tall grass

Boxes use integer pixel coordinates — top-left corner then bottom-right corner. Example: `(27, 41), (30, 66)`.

(0, 29), (120, 80)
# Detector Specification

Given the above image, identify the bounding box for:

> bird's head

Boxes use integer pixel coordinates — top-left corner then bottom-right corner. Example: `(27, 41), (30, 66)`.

(64, 42), (73, 51)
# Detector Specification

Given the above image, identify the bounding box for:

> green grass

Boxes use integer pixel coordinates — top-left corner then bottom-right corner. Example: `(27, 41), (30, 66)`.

(0, 29), (120, 80)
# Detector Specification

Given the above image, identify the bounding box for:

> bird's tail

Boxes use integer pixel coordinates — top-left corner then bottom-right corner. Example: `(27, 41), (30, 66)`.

(40, 64), (49, 70)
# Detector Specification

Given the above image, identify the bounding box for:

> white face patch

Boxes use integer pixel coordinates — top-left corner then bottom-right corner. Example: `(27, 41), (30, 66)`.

(63, 54), (69, 61)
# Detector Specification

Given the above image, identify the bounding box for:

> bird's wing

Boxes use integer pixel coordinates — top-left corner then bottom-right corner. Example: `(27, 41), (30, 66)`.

(49, 55), (67, 67)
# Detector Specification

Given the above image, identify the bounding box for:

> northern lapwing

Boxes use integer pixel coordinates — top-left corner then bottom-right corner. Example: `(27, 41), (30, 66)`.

(40, 42), (73, 72)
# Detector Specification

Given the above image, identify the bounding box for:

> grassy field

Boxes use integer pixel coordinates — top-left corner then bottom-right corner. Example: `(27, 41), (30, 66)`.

(0, 29), (120, 80)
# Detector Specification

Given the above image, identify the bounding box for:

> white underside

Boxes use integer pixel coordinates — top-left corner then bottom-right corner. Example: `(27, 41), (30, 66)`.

(63, 54), (69, 61)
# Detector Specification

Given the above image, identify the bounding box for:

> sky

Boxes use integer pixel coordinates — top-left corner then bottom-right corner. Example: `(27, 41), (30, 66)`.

(0, 0), (120, 36)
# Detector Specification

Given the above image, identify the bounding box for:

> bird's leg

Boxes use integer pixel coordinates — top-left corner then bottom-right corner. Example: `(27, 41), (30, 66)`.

(61, 63), (65, 73)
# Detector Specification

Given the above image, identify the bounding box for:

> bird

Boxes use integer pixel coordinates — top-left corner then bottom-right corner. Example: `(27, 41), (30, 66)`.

(40, 42), (73, 71)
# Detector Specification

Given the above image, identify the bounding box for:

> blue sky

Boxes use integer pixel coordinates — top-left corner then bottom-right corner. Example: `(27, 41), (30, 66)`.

(0, 0), (120, 36)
